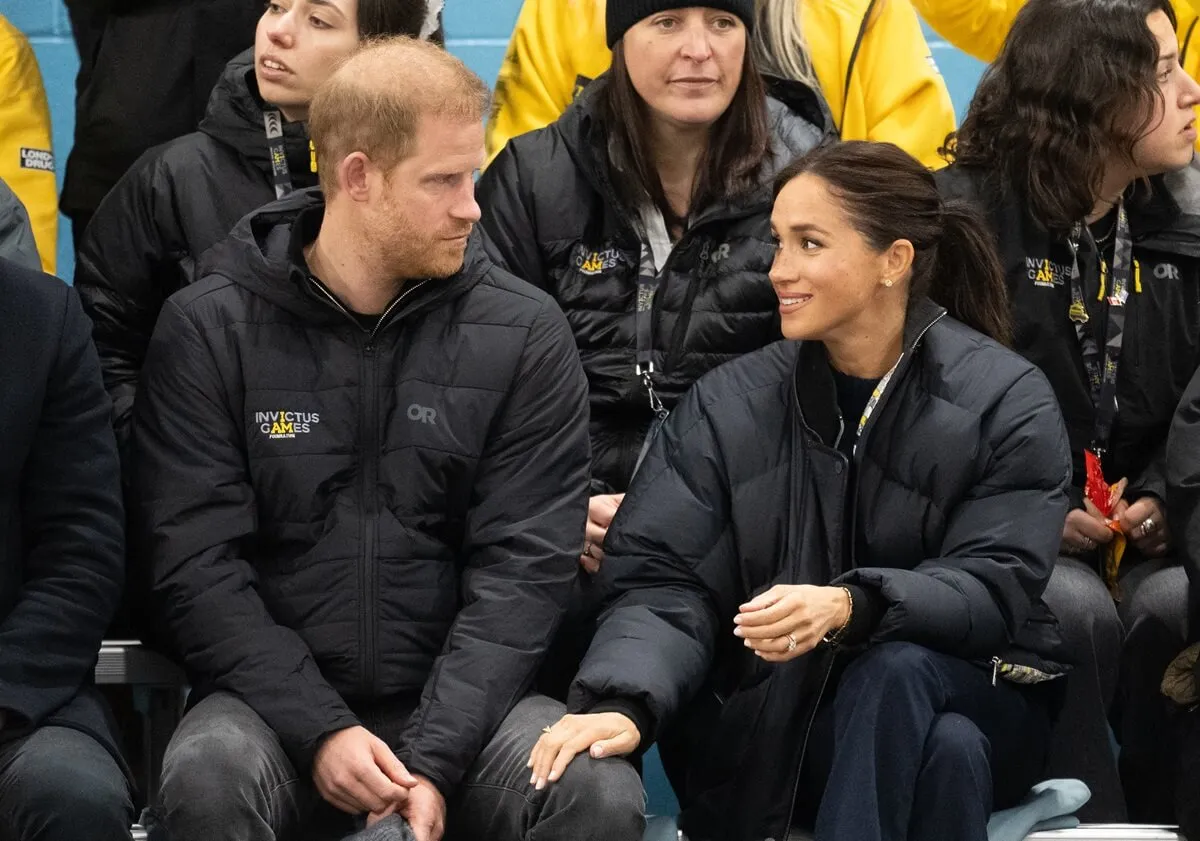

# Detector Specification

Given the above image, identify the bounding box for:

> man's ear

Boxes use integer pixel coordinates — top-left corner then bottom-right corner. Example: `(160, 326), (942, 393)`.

(338, 152), (375, 202)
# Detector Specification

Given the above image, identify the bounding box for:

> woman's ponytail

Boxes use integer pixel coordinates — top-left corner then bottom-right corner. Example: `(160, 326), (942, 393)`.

(928, 199), (1013, 346)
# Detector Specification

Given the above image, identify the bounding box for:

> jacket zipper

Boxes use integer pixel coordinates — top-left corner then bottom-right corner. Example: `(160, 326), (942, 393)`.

(306, 278), (429, 696)
(642, 224), (743, 381)
(845, 314), (945, 564)
(782, 650), (838, 835)
(360, 338), (378, 695)
(777, 316), (944, 836)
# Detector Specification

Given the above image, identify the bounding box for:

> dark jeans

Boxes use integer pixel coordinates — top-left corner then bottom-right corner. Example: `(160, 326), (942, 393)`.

(796, 642), (1053, 841)
(1041, 554), (1191, 823)
(1040, 556), (1124, 821)
(0, 725), (134, 841)
(159, 692), (645, 841)
(1114, 559), (1190, 822)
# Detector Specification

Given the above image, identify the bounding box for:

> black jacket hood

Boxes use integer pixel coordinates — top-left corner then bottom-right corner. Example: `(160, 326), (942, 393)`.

(198, 48), (314, 184)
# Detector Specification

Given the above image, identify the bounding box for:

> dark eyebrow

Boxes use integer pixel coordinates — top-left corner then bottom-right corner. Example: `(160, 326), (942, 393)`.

(788, 222), (831, 236)
(1159, 51), (1179, 65)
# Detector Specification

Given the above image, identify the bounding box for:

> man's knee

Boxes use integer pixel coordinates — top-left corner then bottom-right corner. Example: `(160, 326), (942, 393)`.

(160, 696), (289, 825)
(550, 752), (645, 833)
(2, 727), (133, 841)
(162, 724), (258, 800)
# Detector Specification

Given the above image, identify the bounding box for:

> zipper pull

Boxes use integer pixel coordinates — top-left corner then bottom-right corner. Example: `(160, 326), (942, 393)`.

(991, 657), (1001, 687)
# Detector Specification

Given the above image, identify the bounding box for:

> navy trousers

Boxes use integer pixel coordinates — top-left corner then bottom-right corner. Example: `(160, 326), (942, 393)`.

(795, 642), (1055, 841)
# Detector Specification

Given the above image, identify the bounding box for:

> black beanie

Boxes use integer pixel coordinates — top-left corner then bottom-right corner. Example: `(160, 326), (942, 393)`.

(606, 0), (755, 48)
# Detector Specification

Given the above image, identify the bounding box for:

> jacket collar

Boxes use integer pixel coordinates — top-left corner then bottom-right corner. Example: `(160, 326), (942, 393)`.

(943, 161), (1200, 259)
(198, 187), (483, 331)
(198, 49), (317, 190)
(792, 297), (946, 447)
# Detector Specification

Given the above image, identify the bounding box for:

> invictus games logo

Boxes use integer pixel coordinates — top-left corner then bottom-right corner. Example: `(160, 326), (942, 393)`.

(1028, 257), (1071, 288)
(577, 248), (620, 276)
(256, 410), (320, 439)
(18, 148), (54, 172)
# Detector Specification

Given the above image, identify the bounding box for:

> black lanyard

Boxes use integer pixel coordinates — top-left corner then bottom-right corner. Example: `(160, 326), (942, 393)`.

(1068, 202), (1132, 455)
(264, 110), (294, 200)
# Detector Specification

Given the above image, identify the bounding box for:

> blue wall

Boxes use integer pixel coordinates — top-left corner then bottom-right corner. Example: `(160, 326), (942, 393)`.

(5, 0), (985, 282)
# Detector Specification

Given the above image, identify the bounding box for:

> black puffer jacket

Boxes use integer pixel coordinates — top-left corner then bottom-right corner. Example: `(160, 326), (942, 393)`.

(133, 190), (591, 796)
(937, 164), (1200, 506)
(77, 48), (316, 464)
(477, 75), (833, 493)
(570, 300), (1072, 841)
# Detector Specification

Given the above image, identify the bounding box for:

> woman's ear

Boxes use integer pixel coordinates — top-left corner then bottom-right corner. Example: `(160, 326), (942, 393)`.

(881, 239), (915, 287)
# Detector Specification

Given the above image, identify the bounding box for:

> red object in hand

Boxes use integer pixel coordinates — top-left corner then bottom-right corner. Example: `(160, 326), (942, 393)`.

(1085, 449), (1114, 518)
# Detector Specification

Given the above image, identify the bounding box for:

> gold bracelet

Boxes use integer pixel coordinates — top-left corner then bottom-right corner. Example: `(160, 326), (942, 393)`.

(822, 586), (854, 646)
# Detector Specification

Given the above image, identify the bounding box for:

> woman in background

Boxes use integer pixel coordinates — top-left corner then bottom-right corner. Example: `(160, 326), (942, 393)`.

(939, 0), (1200, 819)
(485, 0), (955, 168)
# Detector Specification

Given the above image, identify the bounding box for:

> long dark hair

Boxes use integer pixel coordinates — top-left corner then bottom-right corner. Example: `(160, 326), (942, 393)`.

(945, 0), (1174, 233)
(358, 0), (444, 43)
(601, 36), (772, 224)
(775, 142), (1013, 346)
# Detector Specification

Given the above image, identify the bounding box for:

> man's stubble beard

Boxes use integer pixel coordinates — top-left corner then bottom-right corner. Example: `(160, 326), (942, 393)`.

(373, 205), (466, 281)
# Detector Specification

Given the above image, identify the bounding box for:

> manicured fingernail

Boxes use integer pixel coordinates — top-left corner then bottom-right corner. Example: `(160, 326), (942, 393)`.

(591, 745), (603, 758)
(548, 771), (560, 782)
(529, 774), (537, 786)
(733, 615), (744, 624)
(526, 758), (533, 768)
(535, 778), (546, 791)
(743, 639), (753, 648)
(733, 626), (744, 637)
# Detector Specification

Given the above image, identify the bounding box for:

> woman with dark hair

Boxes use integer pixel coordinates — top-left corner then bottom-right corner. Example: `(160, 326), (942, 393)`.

(484, 0), (955, 169)
(939, 0), (1200, 820)
(525, 141), (1071, 841)
(477, 0), (830, 583)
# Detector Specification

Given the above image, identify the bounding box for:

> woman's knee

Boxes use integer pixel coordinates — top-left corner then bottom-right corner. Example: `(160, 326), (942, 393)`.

(923, 712), (990, 772)
(1043, 559), (1122, 649)
(838, 642), (942, 699)
(1119, 564), (1188, 639)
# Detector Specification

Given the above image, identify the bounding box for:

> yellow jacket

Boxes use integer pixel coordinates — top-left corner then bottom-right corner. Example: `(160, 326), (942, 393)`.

(486, 0), (957, 169)
(0, 16), (56, 274)
(913, 0), (1200, 152)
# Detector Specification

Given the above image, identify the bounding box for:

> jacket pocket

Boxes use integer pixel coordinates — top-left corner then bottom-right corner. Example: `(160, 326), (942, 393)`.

(686, 673), (773, 801)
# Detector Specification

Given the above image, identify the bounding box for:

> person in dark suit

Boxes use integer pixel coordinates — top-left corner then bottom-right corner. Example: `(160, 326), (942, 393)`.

(0, 256), (132, 840)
